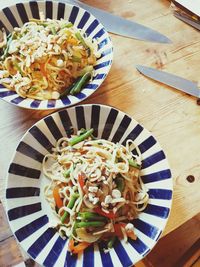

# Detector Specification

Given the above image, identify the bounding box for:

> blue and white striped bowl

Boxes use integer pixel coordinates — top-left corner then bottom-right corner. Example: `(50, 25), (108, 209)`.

(5, 104), (173, 267)
(0, 1), (113, 109)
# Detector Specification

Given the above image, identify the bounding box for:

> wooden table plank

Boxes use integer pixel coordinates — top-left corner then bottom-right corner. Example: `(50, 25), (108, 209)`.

(0, 0), (200, 265)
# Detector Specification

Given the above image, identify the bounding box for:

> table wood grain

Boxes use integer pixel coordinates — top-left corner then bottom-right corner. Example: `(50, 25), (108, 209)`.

(0, 0), (200, 265)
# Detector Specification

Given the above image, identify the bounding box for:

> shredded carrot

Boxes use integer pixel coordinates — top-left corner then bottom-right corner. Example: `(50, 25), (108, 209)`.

(114, 223), (137, 240)
(68, 239), (75, 252)
(53, 186), (63, 209)
(127, 231), (137, 240)
(40, 63), (47, 77)
(68, 37), (78, 45)
(68, 239), (90, 254)
(78, 173), (85, 190)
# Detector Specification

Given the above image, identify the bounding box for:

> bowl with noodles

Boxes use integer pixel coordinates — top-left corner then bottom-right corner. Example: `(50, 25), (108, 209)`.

(5, 104), (173, 267)
(0, 1), (113, 109)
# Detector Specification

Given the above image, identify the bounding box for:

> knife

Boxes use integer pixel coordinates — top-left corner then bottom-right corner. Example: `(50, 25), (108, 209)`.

(174, 12), (200, 31)
(66, 0), (172, 44)
(136, 65), (200, 98)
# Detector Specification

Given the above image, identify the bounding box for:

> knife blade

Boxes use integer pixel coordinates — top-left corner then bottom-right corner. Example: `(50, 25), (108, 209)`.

(174, 12), (200, 31)
(67, 0), (172, 44)
(136, 65), (200, 98)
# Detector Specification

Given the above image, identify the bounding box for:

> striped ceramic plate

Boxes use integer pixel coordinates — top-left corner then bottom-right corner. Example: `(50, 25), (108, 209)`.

(0, 1), (113, 109)
(5, 104), (173, 267)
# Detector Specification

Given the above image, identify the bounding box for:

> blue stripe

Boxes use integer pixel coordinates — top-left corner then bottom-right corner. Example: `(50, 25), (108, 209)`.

(93, 73), (105, 80)
(101, 108), (119, 140)
(8, 163), (40, 179)
(29, 1), (40, 19)
(131, 135), (156, 155)
(77, 11), (90, 29)
(75, 92), (87, 99)
(98, 38), (108, 49)
(15, 215), (48, 242)
(60, 96), (71, 106)
(114, 239), (132, 267)
(128, 237), (149, 255)
(90, 105), (100, 137)
(30, 99), (41, 108)
(64, 250), (77, 267)
(28, 228), (56, 259)
(58, 109), (73, 137)
(45, 1), (52, 19)
(86, 19), (99, 35)
(144, 204), (170, 219)
(75, 106), (86, 130)
(148, 189), (172, 200)
(47, 100), (56, 108)
(11, 96), (24, 104)
(139, 136), (156, 153)
(43, 236), (67, 267)
(99, 242), (114, 267)
(94, 60), (111, 70)
(141, 169), (171, 184)
(3, 7), (19, 28)
(83, 244), (94, 267)
(16, 3), (29, 24)
(122, 124), (144, 147)
(142, 150), (166, 169)
(84, 83), (98, 89)
(101, 48), (113, 58)
(93, 28), (105, 39)
(57, 2), (65, 20)
(29, 125), (54, 153)
(133, 218), (160, 240)
(44, 116), (63, 141)
(16, 141), (44, 163)
(0, 91), (16, 97)
(69, 6), (79, 24)
(6, 187), (40, 199)
(8, 202), (41, 221)
(112, 115), (131, 143)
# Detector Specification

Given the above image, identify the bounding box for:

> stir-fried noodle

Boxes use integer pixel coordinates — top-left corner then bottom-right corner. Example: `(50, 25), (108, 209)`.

(43, 128), (149, 253)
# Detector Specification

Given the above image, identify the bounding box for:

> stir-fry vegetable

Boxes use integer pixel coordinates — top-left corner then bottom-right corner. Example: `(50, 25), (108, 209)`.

(69, 128), (94, 146)
(43, 128), (148, 254)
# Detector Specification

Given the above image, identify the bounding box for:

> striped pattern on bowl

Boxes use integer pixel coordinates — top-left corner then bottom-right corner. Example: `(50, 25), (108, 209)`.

(0, 1), (113, 109)
(5, 104), (173, 267)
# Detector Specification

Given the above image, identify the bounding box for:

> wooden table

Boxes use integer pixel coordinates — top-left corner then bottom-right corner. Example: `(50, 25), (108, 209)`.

(0, 0), (200, 265)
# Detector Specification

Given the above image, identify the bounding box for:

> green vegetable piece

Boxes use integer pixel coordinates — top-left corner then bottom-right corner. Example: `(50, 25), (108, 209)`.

(1, 33), (13, 59)
(79, 65), (93, 76)
(70, 72), (92, 95)
(28, 87), (38, 94)
(115, 176), (125, 192)
(71, 55), (81, 63)
(63, 169), (71, 178)
(75, 32), (88, 48)
(61, 22), (73, 29)
(75, 221), (105, 228)
(107, 236), (117, 249)
(69, 128), (94, 146)
(13, 62), (23, 75)
(78, 212), (107, 221)
(51, 26), (56, 35)
(61, 193), (79, 223)
(128, 159), (141, 169)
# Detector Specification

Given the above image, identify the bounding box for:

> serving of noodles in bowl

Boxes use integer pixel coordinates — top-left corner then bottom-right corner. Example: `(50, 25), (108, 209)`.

(5, 104), (173, 267)
(0, 1), (113, 109)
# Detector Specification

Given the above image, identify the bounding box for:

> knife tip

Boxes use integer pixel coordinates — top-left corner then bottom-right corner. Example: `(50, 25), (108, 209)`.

(135, 65), (144, 73)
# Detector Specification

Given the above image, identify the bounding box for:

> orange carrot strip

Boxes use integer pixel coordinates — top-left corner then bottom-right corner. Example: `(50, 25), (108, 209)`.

(53, 186), (63, 209)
